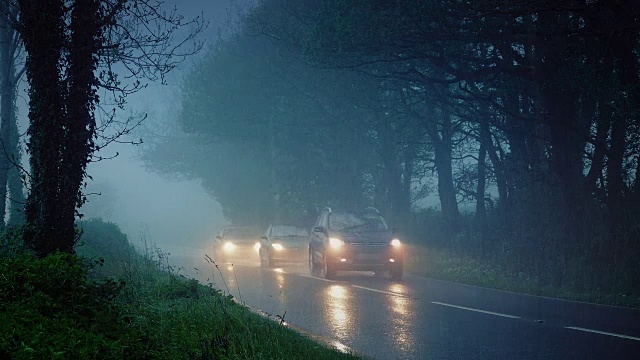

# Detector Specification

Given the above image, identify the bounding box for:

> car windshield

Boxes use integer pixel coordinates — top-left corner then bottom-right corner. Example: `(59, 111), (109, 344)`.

(270, 226), (309, 237)
(329, 212), (388, 232)
(223, 227), (259, 241)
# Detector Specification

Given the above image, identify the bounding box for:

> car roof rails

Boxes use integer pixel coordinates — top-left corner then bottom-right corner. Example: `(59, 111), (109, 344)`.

(363, 207), (380, 215)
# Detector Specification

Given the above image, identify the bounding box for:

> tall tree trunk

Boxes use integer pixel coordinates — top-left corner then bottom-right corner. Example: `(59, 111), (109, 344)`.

(61, 0), (101, 248)
(586, 102), (611, 195)
(7, 159), (25, 225)
(6, 86), (23, 226)
(0, 3), (15, 229)
(400, 141), (416, 227)
(476, 121), (488, 255)
(633, 156), (640, 196)
(428, 109), (459, 238)
(377, 117), (411, 226)
(486, 130), (509, 207)
(20, 0), (67, 256)
(609, 29), (637, 263)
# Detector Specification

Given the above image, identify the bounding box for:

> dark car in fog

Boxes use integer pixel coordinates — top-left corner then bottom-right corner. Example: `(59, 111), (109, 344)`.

(259, 225), (309, 268)
(213, 226), (261, 263)
(309, 207), (403, 280)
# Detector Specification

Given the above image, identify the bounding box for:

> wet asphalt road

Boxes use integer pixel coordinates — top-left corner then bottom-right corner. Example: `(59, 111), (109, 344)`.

(171, 251), (640, 360)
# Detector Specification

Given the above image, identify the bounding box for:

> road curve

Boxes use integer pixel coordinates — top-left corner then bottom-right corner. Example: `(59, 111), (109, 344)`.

(172, 253), (639, 360)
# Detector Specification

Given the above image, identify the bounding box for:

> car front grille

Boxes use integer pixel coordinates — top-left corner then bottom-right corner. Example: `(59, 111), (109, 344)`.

(348, 242), (388, 246)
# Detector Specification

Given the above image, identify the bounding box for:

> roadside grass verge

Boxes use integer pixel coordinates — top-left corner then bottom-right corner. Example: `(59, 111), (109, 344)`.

(405, 245), (640, 309)
(1, 219), (361, 359)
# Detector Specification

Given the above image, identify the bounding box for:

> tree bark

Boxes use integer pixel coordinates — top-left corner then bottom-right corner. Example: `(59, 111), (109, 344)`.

(585, 102), (611, 195)
(0, 2), (15, 229)
(476, 120), (488, 255)
(20, 0), (67, 256)
(428, 110), (459, 237)
(62, 0), (101, 246)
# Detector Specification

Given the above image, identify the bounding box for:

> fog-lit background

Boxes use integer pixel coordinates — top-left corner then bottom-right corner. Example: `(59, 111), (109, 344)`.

(15, 1), (250, 253)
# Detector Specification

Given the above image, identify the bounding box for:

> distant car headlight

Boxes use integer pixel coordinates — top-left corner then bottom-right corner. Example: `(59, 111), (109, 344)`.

(390, 239), (401, 247)
(272, 243), (284, 251)
(254, 242), (261, 252)
(223, 241), (236, 252)
(329, 237), (345, 248)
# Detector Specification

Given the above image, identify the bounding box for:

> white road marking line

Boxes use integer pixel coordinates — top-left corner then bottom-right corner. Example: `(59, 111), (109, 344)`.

(431, 301), (521, 319)
(298, 274), (337, 283)
(351, 285), (411, 298)
(565, 326), (640, 341)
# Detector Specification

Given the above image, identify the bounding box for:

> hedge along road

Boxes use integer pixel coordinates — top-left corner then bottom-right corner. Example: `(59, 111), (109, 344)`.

(170, 249), (639, 360)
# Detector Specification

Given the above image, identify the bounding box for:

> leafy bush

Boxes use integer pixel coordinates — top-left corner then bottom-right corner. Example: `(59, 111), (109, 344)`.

(0, 252), (152, 359)
(0, 226), (25, 257)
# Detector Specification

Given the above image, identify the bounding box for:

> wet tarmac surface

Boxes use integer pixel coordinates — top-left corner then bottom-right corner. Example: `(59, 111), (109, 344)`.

(170, 251), (639, 360)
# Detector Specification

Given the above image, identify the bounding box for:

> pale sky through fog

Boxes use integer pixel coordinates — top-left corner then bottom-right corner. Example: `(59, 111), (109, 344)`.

(32, 0), (254, 253)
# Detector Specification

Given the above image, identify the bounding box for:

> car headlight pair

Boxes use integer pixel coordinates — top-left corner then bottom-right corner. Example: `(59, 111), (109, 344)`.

(224, 241), (264, 252)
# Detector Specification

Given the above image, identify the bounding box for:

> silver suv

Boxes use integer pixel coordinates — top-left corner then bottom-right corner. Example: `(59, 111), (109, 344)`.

(308, 207), (403, 280)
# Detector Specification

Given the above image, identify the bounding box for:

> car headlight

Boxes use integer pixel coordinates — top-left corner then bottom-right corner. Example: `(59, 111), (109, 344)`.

(390, 239), (401, 247)
(254, 242), (261, 252)
(223, 241), (236, 252)
(272, 243), (284, 251)
(329, 237), (345, 248)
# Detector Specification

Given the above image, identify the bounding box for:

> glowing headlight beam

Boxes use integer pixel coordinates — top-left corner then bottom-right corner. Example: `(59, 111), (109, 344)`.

(254, 242), (261, 252)
(272, 243), (284, 251)
(391, 239), (401, 247)
(329, 237), (345, 248)
(223, 241), (236, 252)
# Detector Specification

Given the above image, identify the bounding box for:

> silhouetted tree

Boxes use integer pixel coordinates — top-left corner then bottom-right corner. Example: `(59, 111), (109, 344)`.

(0, 1), (25, 228)
(17, 0), (203, 256)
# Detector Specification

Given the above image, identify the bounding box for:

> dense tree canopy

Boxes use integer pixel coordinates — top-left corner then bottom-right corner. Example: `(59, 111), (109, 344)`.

(146, 33), (431, 227)
(147, 0), (640, 294)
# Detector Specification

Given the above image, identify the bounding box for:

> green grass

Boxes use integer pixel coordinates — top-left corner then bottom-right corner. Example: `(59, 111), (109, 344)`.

(0, 219), (362, 360)
(405, 245), (640, 309)
(105, 250), (360, 360)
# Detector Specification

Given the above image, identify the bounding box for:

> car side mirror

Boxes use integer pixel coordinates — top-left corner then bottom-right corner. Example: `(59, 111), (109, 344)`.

(313, 226), (326, 233)
(261, 235), (268, 240)
(215, 235), (222, 240)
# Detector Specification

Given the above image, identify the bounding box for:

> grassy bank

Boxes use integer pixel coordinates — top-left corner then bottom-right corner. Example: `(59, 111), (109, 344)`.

(405, 244), (640, 309)
(0, 219), (361, 359)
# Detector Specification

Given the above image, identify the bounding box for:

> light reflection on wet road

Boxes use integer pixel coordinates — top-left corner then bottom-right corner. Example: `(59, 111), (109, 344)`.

(327, 285), (352, 339)
(174, 254), (639, 360)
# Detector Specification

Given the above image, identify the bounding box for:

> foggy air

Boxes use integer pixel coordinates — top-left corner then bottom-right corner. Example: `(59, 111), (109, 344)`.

(1, 1), (639, 359)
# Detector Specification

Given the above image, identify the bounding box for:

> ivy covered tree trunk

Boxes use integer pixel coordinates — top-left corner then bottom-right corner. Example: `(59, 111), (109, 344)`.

(17, 0), (199, 256)
(63, 0), (100, 243)
(19, 0), (67, 256)
(19, 0), (101, 256)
